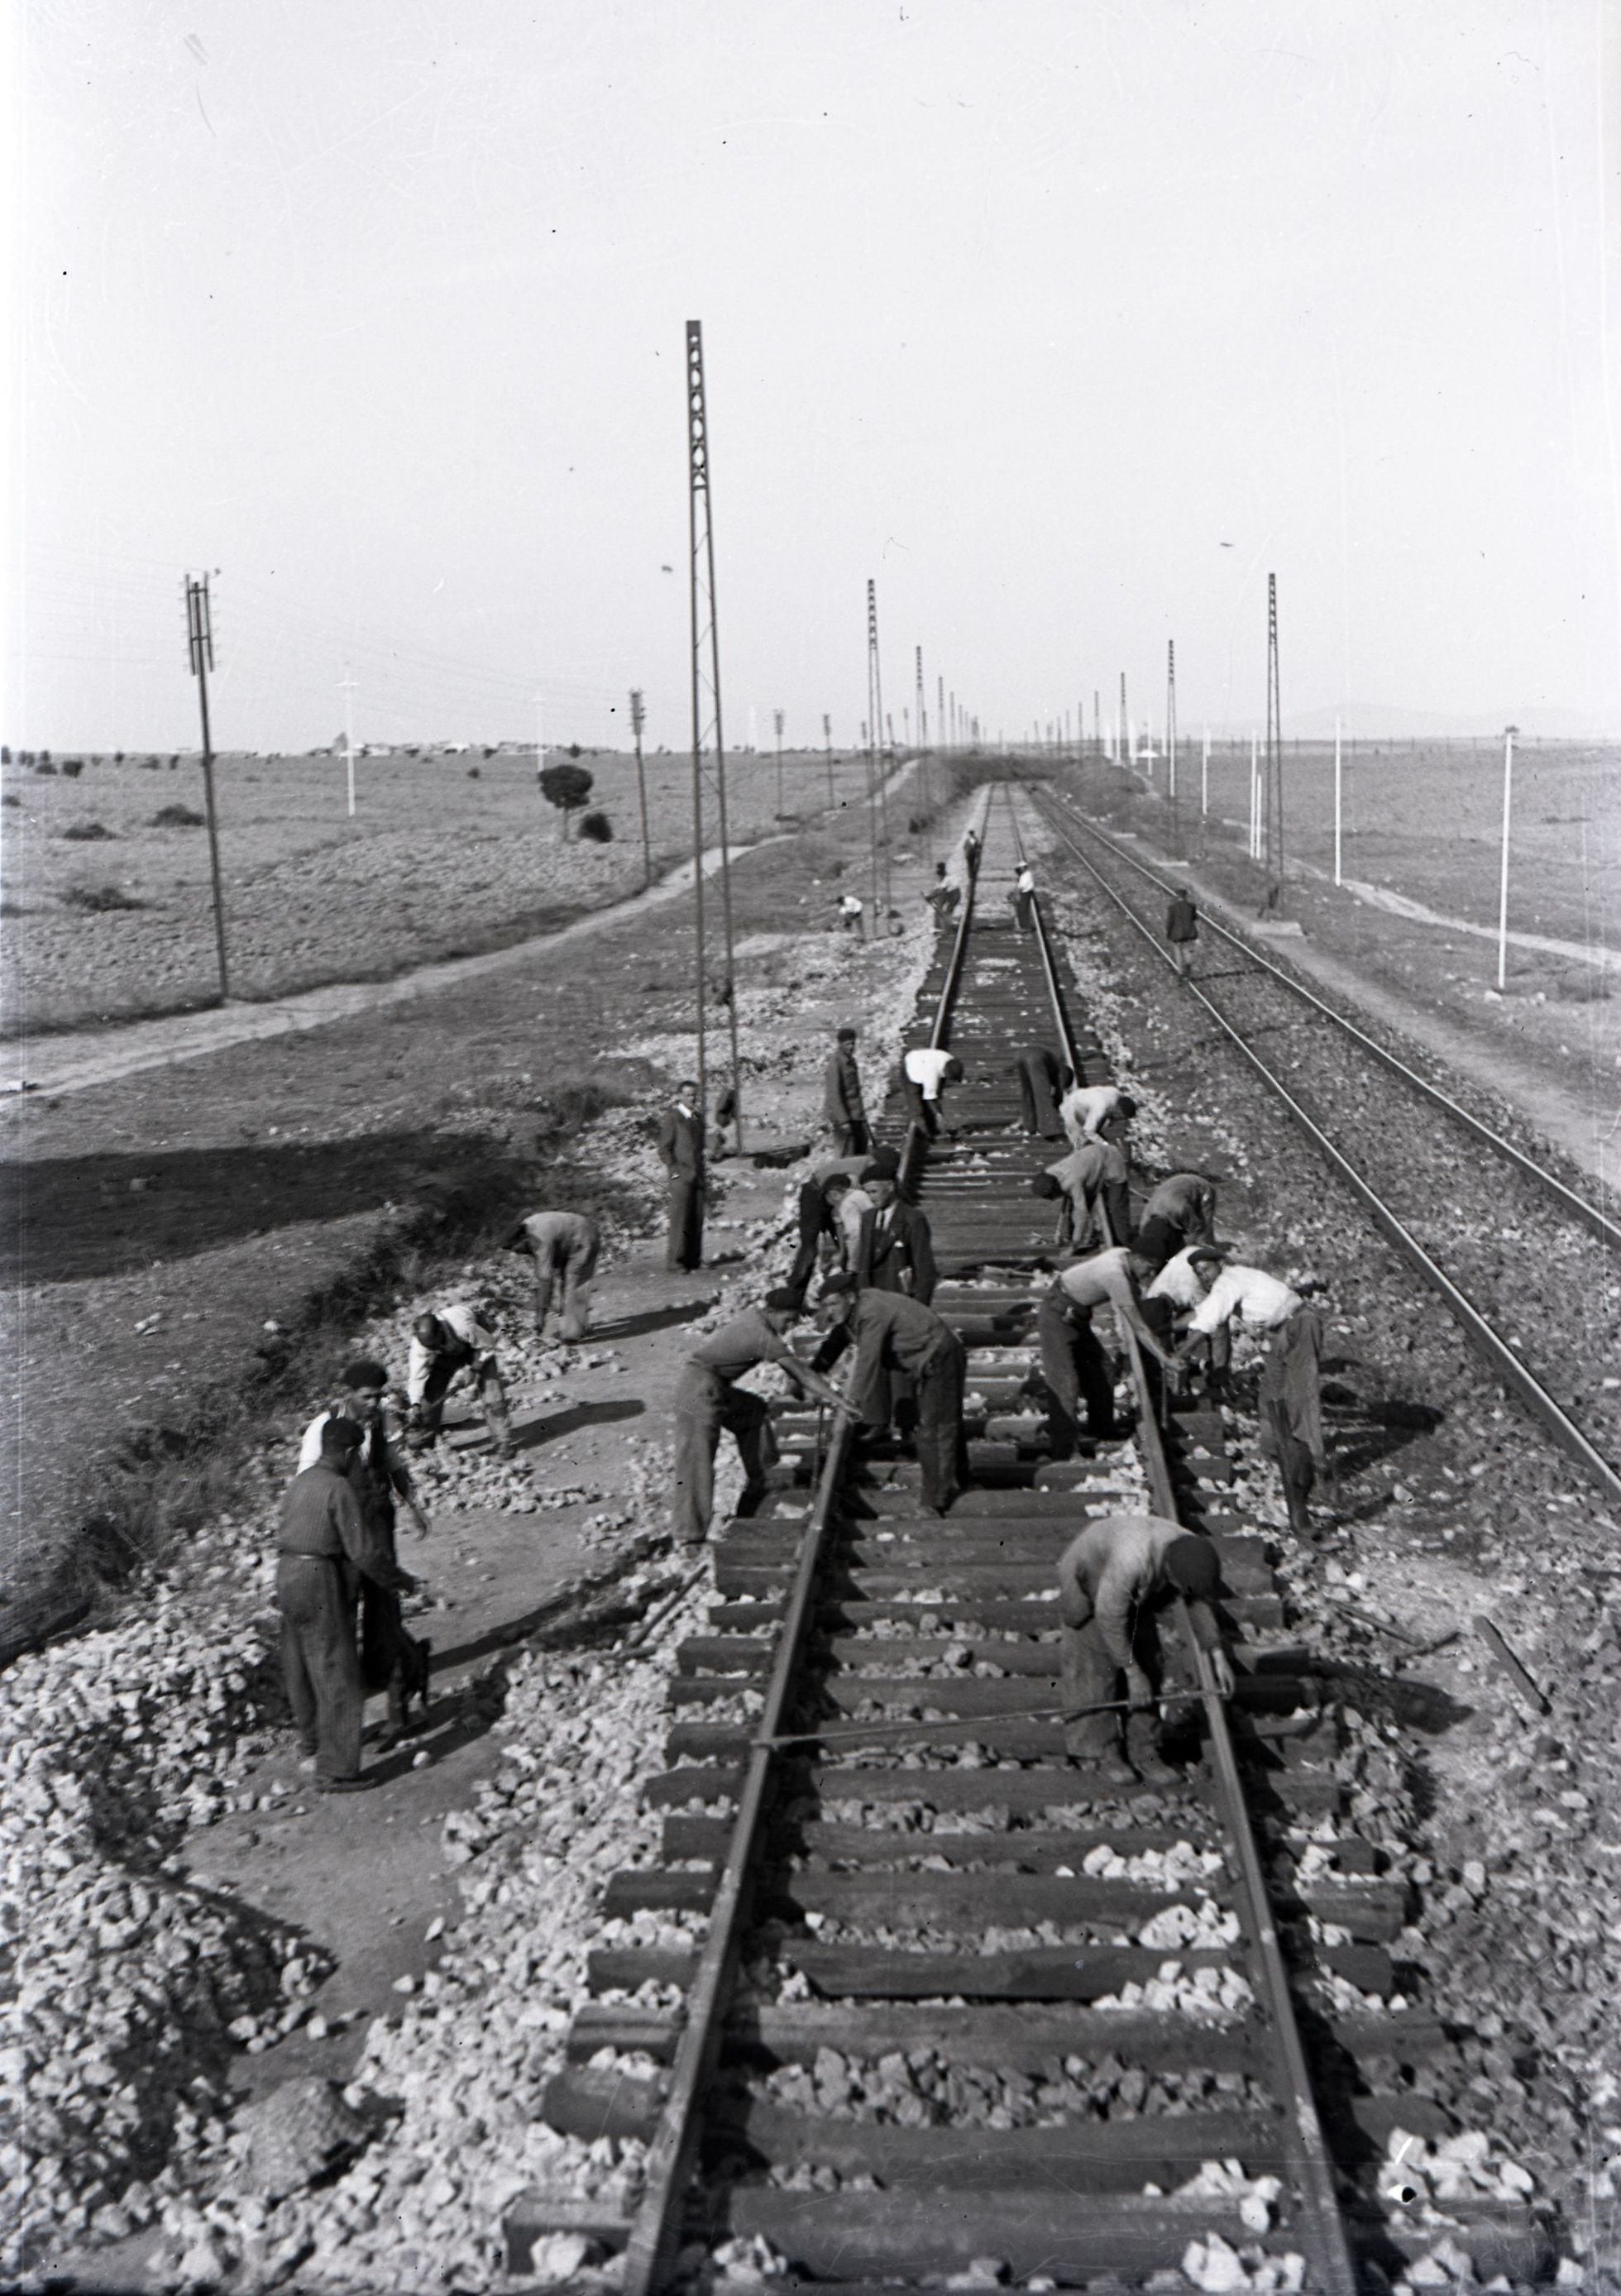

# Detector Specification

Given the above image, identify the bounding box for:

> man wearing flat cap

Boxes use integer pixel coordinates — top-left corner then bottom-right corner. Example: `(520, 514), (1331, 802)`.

(1056, 1514), (1234, 1788)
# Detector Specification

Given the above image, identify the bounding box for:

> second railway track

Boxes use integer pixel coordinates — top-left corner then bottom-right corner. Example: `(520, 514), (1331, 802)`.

(1031, 788), (1621, 1514)
(508, 787), (1555, 2294)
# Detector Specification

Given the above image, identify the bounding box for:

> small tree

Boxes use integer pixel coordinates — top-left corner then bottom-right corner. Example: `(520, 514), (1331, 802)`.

(0, 746), (9, 764)
(539, 761), (593, 839)
(578, 810), (613, 843)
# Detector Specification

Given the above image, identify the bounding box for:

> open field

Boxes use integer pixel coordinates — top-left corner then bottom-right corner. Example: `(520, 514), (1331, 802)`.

(1, 744), (925, 1036)
(1073, 744), (1621, 1129)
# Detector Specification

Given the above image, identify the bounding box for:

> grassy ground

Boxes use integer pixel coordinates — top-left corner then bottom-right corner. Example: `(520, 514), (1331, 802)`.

(2, 744), (946, 1035)
(1071, 744), (1621, 1118)
(0, 755), (985, 1638)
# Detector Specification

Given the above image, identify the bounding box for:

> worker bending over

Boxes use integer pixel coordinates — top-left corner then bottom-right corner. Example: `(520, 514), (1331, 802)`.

(1143, 1244), (1233, 1396)
(1175, 1262), (1328, 1538)
(671, 1290), (851, 1547)
(406, 1305), (513, 1455)
(1033, 1133), (1129, 1256)
(507, 1208), (600, 1344)
(1014, 1046), (1071, 1139)
(1056, 1514), (1233, 1788)
(786, 1161), (866, 1305)
(1135, 1172), (1218, 1272)
(815, 1272), (968, 1515)
(277, 1418), (418, 1793)
(902, 1046), (964, 1140)
(1037, 1246), (1177, 1452)
(1059, 1080), (1136, 1148)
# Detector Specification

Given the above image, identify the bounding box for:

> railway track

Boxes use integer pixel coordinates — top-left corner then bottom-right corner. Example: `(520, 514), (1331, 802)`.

(1032, 787), (1621, 1516)
(508, 787), (1553, 2294)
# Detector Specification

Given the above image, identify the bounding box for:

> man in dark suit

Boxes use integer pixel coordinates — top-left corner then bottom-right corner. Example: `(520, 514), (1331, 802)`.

(657, 1080), (705, 1271)
(854, 1169), (938, 1303)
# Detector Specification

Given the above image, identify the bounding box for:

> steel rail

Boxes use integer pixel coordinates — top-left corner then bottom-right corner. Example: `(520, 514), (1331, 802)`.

(1040, 799), (1621, 1513)
(1035, 788), (1621, 1253)
(622, 813), (989, 2294)
(1021, 819), (1360, 2295)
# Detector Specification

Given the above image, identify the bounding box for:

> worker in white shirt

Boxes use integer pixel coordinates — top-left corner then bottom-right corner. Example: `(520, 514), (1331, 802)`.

(1037, 1247), (1177, 1453)
(405, 1305), (514, 1456)
(836, 891), (865, 937)
(1056, 1514), (1233, 1785)
(1011, 863), (1036, 931)
(1174, 1265), (1328, 1538)
(1059, 1080), (1137, 1148)
(902, 1045), (964, 1140)
(1144, 1243), (1233, 1395)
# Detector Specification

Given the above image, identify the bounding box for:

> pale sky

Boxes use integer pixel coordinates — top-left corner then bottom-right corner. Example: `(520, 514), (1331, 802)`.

(6, 0), (1619, 753)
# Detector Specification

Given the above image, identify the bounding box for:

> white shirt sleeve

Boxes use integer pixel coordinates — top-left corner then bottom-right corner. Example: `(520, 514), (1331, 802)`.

(1186, 1267), (1242, 1337)
(297, 1412), (328, 1472)
(1146, 1249), (1205, 1309)
(404, 1340), (431, 1404)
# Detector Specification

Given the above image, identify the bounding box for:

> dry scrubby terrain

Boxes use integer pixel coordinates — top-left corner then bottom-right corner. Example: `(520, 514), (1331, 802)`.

(0, 745), (901, 1035)
(1075, 744), (1621, 1106)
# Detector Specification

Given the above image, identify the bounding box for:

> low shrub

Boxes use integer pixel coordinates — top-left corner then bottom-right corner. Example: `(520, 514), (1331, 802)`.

(60, 759), (84, 778)
(2, 795), (19, 810)
(33, 761), (57, 777)
(578, 810), (614, 843)
(61, 820), (115, 841)
(61, 883), (146, 913)
(151, 803), (206, 828)
(466, 765), (481, 779)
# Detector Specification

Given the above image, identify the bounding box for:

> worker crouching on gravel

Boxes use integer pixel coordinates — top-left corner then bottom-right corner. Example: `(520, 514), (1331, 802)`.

(1057, 1515), (1234, 1788)
(814, 1271), (968, 1515)
(507, 1208), (600, 1343)
(671, 1289), (853, 1547)
(406, 1306), (514, 1456)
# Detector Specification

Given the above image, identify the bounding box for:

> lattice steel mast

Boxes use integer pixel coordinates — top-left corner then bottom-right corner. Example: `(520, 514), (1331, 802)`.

(686, 321), (744, 1150)
(1263, 572), (1284, 904)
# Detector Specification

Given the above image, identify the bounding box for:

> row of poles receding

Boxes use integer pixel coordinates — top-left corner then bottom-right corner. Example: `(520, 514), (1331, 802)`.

(175, 337), (1523, 1037)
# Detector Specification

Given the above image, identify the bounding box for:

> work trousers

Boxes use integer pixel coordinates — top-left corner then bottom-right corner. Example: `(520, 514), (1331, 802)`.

(1258, 1307), (1324, 1532)
(911, 1335), (968, 1513)
(829, 1120), (870, 1160)
(1012, 890), (1035, 932)
(666, 1174), (704, 1271)
(1061, 1610), (1164, 1766)
(787, 1186), (834, 1303)
(903, 1081), (943, 1138)
(1262, 1399), (1316, 1529)
(1037, 1294), (1118, 1452)
(276, 1553), (364, 1783)
(1015, 1055), (1065, 1139)
(535, 1231), (599, 1340)
(1169, 940), (1195, 976)
(414, 1352), (512, 1449)
(670, 1366), (780, 1546)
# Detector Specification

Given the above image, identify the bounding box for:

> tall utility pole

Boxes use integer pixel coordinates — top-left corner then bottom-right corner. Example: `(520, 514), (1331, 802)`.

(535, 693), (546, 807)
(1496, 725), (1517, 989)
(1165, 639), (1179, 853)
(1263, 572), (1284, 901)
(183, 573), (230, 1002)
(865, 579), (891, 921)
(823, 712), (834, 806)
(683, 319), (743, 1155)
(629, 688), (653, 889)
(937, 674), (945, 754)
(1119, 672), (1127, 765)
(340, 669), (357, 818)
(1093, 689), (1100, 756)
(773, 709), (785, 816)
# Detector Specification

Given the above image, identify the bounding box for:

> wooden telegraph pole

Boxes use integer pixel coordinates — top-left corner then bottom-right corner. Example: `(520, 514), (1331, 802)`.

(1263, 574), (1284, 906)
(823, 713), (834, 806)
(773, 709), (785, 816)
(629, 688), (652, 889)
(183, 573), (230, 1002)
